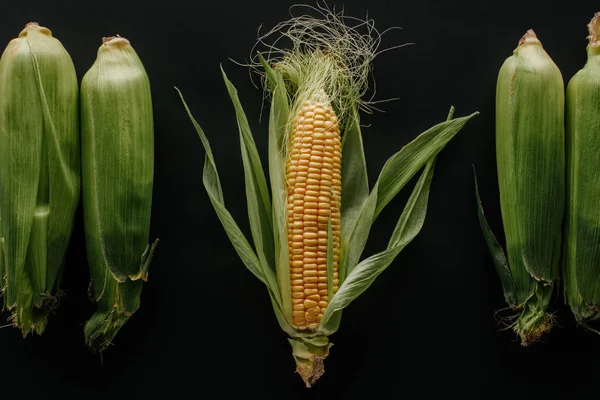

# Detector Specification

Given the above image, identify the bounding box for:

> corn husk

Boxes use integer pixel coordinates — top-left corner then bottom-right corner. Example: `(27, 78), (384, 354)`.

(177, 5), (477, 386)
(80, 35), (158, 352)
(0, 22), (79, 335)
(476, 30), (565, 345)
(564, 13), (600, 328)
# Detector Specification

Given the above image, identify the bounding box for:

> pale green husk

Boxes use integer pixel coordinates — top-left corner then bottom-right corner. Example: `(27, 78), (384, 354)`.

(0, 22), (80, 336)
(177, 4), (477, 387)
(475, 30), (565, 345)
(564, 12), (600, 329)
(80, 36), (158, 352)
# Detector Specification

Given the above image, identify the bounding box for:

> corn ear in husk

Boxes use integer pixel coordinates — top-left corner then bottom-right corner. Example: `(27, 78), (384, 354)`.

(80, 36), (158, 352)
(564, 13), (600, 328)
(475, 30), (565, 345)
(0, 22), (80, 335)
(177, 5), (477, 386)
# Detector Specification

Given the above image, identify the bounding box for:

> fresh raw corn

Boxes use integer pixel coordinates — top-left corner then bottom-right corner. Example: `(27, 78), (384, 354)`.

(286, 95), (341, 330)
(477, 29), (564, 345)
(80, 35), (158, 352)
(564, 13), (600, 327)
(178, 3), (477, 387)
(0, 22), (79, 335)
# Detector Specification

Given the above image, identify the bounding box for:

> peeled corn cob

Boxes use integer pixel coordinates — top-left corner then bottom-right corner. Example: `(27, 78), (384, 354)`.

(80, 35), (158, 352)
(0, 22), (79, 335)
(477, 29), (565, 345)
(286, 95), (341, 330)
(564, 13), (600, 327)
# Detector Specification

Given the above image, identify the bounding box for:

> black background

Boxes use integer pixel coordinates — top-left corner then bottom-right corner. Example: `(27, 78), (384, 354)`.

(0, 0), (598, 398)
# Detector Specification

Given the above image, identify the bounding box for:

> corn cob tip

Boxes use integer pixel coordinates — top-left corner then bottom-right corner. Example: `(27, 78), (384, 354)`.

(18, 22), (52, 37)
(587, 12), (600, 49)
(518, 29), (541, 47)
(101, 35), (130, 47)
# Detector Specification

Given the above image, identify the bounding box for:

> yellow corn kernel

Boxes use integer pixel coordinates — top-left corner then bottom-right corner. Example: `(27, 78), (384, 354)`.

(285, 98), (341, 330)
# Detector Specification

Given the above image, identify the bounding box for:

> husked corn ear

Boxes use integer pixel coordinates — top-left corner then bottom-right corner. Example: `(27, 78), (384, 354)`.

(495, 30), (564, 344)
(564, 13), (600, 323)
(0, 22), (79, 335)
(81, 35), (158, 351)
(286, 94), (341, 331)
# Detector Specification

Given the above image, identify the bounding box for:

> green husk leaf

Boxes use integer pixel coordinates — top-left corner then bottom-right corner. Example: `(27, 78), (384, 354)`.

(374, 113), (479, 219)
(221, 67), (277, 280)
(83, 276), (144, 352)
(339, 107), (369, 283)
(496, 30), (564, 289)
(176, 88), (267, 286)
(344, 112), (479, 277)
(0, 36), (39, 318)
(564, 13), (600, 323)
(265, 64), (292, 324)
(0, 23), (79, 335)
(0, 220), (5, 295)
(489, 30), (564, 345)
(258, 52), (279, 93)
(268, 289), (296, 337)
(81, 36), (158, 350)
(80, 38), (154, 284)
(473, 167), (516, 307)
(326, 217), (334, 306)
(320, 157), (436, 334)
(178, 86), (291, 333)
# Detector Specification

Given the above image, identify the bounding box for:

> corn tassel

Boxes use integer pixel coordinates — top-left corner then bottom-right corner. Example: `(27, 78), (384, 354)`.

(80, 35), (158, 352)
(564, 13), (600, 327)
(493, 30), (565, 344)
(0, 22), (79, 335)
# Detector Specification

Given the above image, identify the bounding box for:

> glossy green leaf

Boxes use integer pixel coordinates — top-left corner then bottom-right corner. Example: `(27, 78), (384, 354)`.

(320, 158), (436, 333)
(265, 66), (292, 323)
(176, 88), (268, 286)
(221, 67), (276, 282)
(258, 52), (279, 94)
(344, 112), (479, 277)
(374, 112), (479, 219)
(268, 288), (296, 337)
(473, 168), (516, 307)
(339, 107), (369, 283)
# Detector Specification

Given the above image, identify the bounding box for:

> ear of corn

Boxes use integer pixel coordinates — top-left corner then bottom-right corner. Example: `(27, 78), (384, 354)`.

(0, 22), (79, 335)
(285, 93), (341, 330)
(80, 36), (158, 352)
(177, 4), (477, 387)
(476, 30), (565, 345)
(564, 13), (600, 326)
